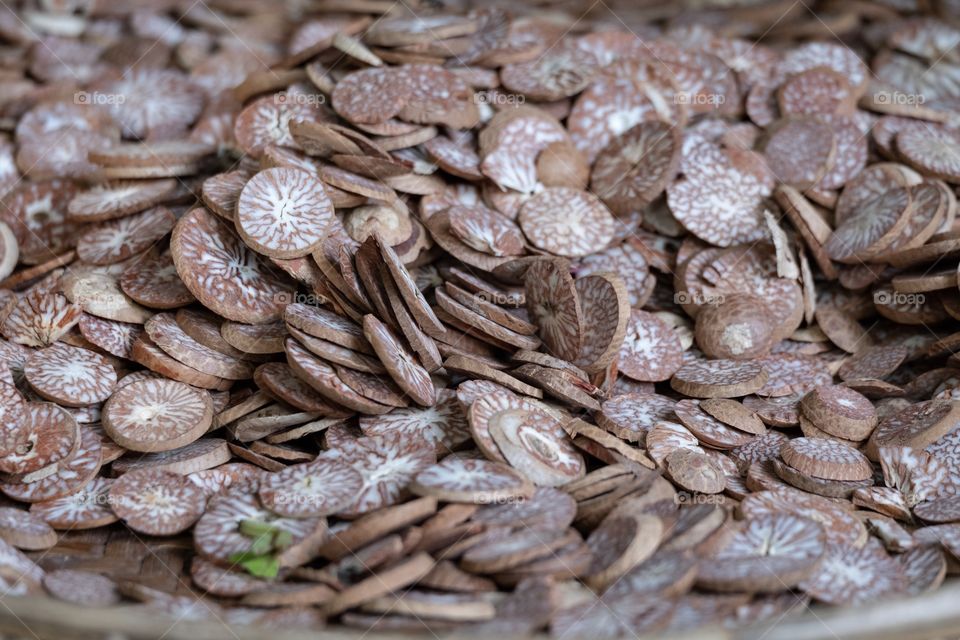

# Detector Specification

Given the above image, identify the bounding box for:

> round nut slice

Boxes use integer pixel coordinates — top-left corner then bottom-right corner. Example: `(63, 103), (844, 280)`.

(0, 506), (58, 550)
(574, 273), (630, 373)
(487, 408), (585, 487)
(43, 570), (120, 607)
(518, 188), (615, 258)
(700, 398), (767, 436)
(258, 458), (363, 518)
(24, 343), (116, 407)
(362, 315), (436, 407)
(583, 512), (664, 591)
(618, 309), (684, 382)
(411, 457), (533, 504)
(694, 295), (774, 360)
(671, 359), (768, 398)
(103, 379), (213, 453)
(780, 437), (872, 481)
(664, 448), (726, 494)
(237, 167), (334, 259)
(108, 468), (206, 536)
(800, 385), (877, 441)
(524, 259), (583, 362)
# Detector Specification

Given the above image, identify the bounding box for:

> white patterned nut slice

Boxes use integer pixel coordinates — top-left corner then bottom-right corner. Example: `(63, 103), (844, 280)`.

(24, 343), (116, 407)
(597, 393), (676, 444)
(43, 569), (120, 607)
(76, 206), (175, 265)
(2, 427), (102, 503)
(360, 390), (469, 455)
(671, 359), (768, 398)
(697, 514), (825, 593)
(798, 539), (907, 605)
(780, 437), (873, 481)
(518, 188), (615, 258)
(524, 259), (582, 362)
(29, 476), (117, 530)
(103, 378), (213, 453)
(619, 309), (684, 383)
(258, 458), (362, 518)
(411, 457), (533, 504)
(170, 207), (294, 324)
(0, 402), (78, 479)
(323, 434), (435, 516)
(363, 314), (435, 407)
(237, 167), (334, 259)
(574, 273), (629, 373)
(108, 468), (206, 536)
(487, 408), (584, 487)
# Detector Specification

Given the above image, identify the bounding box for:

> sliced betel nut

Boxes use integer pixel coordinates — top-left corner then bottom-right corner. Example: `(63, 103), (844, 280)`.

(258, 458), (363, 517)
(170, 207), (294, 324)
(363, 315), (436, 407)
(618, 309), (684, 382)
(236, 167), (334, 259)
(486, 407), (585, 487)
(780, 437), (873, 481)
(0, 402), (79, 481)
(518, 188), (615, 258)
(694, 295), (774, 360)
(410, 457), (533, 504)
(524, 259), (583, 362)
(697, 514), (825, 592)
(671, 359), (768, 398)
(574, 273), (629, 373)
(24, 343), (116, 407)
(108, 468), (206, 536)
(103, 378), (213, 452)
(800, 385), (878, 441)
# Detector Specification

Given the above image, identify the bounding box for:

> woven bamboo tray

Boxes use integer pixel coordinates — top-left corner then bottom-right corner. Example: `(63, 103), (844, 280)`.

(10, 525), (959, 639)
(1, 582), (960, 640)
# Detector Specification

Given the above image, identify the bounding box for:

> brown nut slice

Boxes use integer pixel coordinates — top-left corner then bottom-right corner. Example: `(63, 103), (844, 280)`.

(109, 468), (206, 536)
(103, 378), (213, 453)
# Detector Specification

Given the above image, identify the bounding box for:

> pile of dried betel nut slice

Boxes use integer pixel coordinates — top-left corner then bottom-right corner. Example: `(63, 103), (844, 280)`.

(3, 0), (960, 636)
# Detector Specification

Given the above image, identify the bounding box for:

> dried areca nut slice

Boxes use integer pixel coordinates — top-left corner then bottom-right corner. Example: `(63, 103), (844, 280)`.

(220, 320), (286, 355)
(254, 363), (348, 415)
(597, 393), (675, 444)
(814, 305), (873, 354)
(913, 496), (960, 524)
(777, 67), (856, 116)
(730, 430), (791, 475)
(511, 364), (600, 411)
(664, 448), (726, 494)
(754, 353), (833, 398)
(320, 165), (397, 203)
(103, 379), (213, 453)
(694, 295), (774, 361)
(75, 206), (175, 266)
(321, 552), (436, 617)
(700, 399), (766, 436)
(202, 171), (249, 220)
(0, 381), (26, 458)
(834, 162), (922, 225)
(443, 355), (542, 399)
(334, 363), (409, 409)
(674, 399), (756, 449)
(697, 514), (825, 593)
(360, 391), (469, 456)
(67, 180), (177, 223)
(591, 121), (681, 215)
(411, 457), (533, 504)
(145, 313), (252, 380)
(194, 490), (319, 565)
(900, 546), (947, 596)
(376, 240), (443, 337)
(671, 359), (767, 398)
(424, 136), (482, 180)
(61, 266), (152, 324)
(284, 303), (371, 353)
(362, 315), (435, 407)
(78, 315), (141, 360)
(868, 400), (960, 454)
(258, 458), (362, 518)
(838, 345), (908, 382)
(191, 557), (267, 598)
(799, 540), (906, 606)
(574, 274), (629, 373)
(0, 506), (56, 549)
(896, 124), (960, 183)
(237, 168), (334, 259)
(800, 385), (878, 441)
(1, 290), (81, 347)
(617, 309), (685, 383)
(171, 207), (294, 324)
(825, 186), (914, 263)
(120, 251), (196, 309)
(43, 570), (120, 607)
(447, 205), (525, 257)
(289, 325), (385, 374)
(518, 188), (615, 258)
(24, 343), (116, 407)
(332, 67), (411, 124)
(444, 283), (536, 336)
(761, 118), (836, 189)
(780, 437), (872, 481)
(113, 438), (230, 477)
(524, 259), (582, 361)
(435, 289), (540, 351)
(468, 391), (538, 462)
(892, 268), (956, 293)
(583, 512), (663, 591)
(2, 427), (102, 504)
(108, 468), (205, 536)
(0, 402), (78, 480)
(131, 336), (232, 391)
(487, 408), (584, 487)
(286, 339), (391, 414)
(773, 458), (871, 498)
(29, 476), (117, 530)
